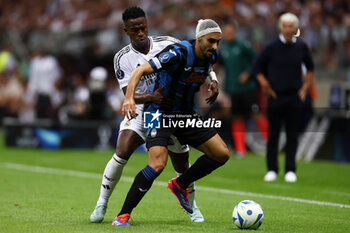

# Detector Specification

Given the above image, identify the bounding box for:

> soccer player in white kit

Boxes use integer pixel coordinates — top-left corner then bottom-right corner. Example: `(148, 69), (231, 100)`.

(90, 6), (204, 223)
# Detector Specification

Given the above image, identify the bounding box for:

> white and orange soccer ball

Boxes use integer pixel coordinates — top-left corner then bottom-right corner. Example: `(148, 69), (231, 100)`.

(232, 200), (264, 230)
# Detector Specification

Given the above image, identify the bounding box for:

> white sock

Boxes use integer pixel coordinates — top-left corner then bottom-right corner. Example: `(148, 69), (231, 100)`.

(176, 171), (197, 208)
(97, 154), (127, 206)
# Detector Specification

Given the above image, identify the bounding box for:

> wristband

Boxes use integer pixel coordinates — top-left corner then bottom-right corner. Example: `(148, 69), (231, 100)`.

(209, 71), (218, 83)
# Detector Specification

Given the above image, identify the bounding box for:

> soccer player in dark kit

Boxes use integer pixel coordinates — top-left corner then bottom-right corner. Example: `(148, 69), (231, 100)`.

(112, 19), (230, 226)
(90, 6), (204, 223)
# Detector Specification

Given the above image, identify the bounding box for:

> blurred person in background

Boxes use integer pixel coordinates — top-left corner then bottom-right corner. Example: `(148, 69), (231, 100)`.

(0, 45), (25, 122)
(0, 1), (348, 79)
(254, 13), (314, 183)
(87, 66), (109, 120)
(58, 73), (90, 123)
(105, 77), (124, 124)
(220, 20), (268, 156)
(68, 73), (90, 120)
(0, 72), (24, 121)
(24, 49), (63, 119)
(0, 45), (18, 75)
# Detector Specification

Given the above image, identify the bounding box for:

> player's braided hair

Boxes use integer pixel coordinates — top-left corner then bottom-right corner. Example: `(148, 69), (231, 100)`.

(122, 6), (146, 23)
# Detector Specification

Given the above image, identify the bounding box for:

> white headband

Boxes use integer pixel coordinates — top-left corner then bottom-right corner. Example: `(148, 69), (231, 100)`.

(195, 19), (222, 39)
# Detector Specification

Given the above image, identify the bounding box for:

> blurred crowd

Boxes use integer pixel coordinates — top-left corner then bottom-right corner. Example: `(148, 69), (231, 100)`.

(0, 47), (124, 124)
(0, 0), (350, 124)
(1, 0), (350, 67)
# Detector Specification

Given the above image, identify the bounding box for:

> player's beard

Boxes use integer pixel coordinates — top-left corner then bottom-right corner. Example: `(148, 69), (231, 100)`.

(206, 49), (215, 58)
(199, 39), (215, 59)
(201, 47), (215, 59)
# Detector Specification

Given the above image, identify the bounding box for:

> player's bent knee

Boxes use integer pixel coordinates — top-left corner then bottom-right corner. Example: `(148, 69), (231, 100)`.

(148, 146), (168, 173)
(210, 145), (230, 163)
(149, 162), (166, 173)
(218, 146), (230, 163)
(115, 148), (132, 160)
(148, 154), (167, 173)
(222, 147), (230, 162)
(207, 147), (230, 163)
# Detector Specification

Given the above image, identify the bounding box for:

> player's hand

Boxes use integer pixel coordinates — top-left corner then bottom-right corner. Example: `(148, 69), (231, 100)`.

(206, 80), (219, 104)
(122, 97), (136, 119)
(152, 86), (173, 109)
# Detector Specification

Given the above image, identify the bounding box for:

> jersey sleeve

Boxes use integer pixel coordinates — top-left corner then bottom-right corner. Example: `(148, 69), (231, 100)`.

(113, 52), (133, 90)
(151, 35), (180, 44)
(302, 42), (314, 72)
(148, 45), (181, 72)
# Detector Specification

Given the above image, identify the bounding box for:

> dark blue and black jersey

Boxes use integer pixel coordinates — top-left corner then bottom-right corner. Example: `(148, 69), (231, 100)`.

(146, 40), (218, 113)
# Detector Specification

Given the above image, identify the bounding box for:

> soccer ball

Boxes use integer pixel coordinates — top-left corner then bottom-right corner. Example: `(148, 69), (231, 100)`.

(232, 200), (264, 230)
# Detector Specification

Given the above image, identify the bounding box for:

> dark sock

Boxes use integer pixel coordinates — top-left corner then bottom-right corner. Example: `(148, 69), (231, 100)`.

(118, 165), (159, 215)
(176, 154), (225, 189)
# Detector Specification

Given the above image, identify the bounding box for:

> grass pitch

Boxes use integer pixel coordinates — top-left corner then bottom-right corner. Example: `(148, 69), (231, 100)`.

(0, 137), (350, 233)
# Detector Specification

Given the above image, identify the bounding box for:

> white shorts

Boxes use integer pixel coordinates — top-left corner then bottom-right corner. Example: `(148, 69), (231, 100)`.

(119, 108), (189, 154)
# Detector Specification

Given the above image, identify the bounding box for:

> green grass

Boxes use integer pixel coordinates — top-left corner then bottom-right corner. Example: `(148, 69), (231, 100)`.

(0, 136), (350, 232)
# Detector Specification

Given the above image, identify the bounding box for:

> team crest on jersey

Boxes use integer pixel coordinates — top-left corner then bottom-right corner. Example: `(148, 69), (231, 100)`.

(150, 129), (157, 138)
(159, 52), (170, 63)
(116, 69), (125, 80)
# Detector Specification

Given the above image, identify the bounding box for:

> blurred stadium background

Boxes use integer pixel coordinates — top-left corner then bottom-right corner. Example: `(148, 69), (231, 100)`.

(1, 0), (350, 162)
(1, 1), (350, 232)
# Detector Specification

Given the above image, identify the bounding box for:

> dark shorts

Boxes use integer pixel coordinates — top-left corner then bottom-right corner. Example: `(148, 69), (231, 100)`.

(230, 90), (259, 116)
(146, 113), (217, 150)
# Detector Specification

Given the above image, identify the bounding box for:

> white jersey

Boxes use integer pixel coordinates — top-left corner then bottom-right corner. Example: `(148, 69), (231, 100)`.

(113, 36), (179, 94)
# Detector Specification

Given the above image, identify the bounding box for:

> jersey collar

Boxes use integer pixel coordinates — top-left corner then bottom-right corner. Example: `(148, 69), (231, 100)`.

(130, 36), (153, 55)
(279, 33), (297, 44)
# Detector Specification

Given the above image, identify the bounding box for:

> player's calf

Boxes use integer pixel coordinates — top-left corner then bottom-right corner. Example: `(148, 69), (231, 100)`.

(148, 146), (168, 173)
(198, 134), (230, 163)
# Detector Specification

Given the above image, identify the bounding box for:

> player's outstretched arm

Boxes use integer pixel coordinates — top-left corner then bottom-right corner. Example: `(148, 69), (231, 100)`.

(122, 62), (154, 118)
(149, 86), (173, 109)
(122, 86), (173, 109)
